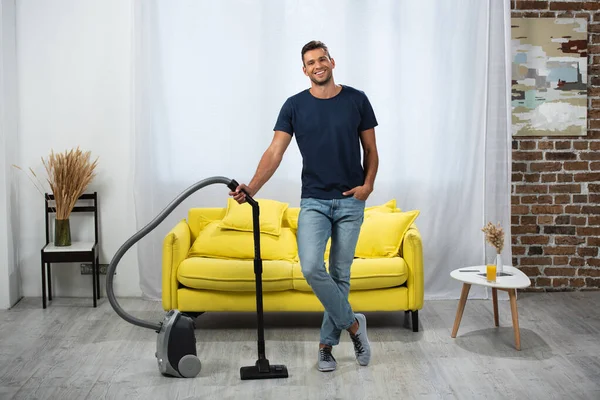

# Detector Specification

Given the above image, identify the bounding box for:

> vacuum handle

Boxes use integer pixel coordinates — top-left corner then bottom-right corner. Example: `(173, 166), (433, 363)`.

(227, 179), (261, 262)
(228, 179), (258, 207)
(226, 186), (266, 359)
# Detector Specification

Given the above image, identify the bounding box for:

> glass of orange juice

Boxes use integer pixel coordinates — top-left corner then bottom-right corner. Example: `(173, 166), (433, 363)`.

(486, 264), (497, 282)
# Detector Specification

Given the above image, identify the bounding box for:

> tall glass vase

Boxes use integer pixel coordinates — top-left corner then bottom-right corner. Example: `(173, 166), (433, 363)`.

(495, 253), (503, 274)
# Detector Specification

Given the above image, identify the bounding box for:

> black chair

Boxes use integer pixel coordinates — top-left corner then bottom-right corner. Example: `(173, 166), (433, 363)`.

(41, 192), (100, 308)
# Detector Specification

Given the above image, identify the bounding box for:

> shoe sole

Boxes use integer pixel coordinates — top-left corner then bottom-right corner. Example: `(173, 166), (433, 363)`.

(318, 366), (336, 372)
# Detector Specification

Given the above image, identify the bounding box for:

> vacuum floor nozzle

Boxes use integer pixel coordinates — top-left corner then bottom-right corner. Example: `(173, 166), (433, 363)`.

(240, 359), (289, 380)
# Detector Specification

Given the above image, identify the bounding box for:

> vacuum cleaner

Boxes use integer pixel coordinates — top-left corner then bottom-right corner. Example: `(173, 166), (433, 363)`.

(106, 176), (288, 380)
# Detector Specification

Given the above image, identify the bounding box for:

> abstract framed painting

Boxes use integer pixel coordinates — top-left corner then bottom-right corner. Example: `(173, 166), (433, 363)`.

(511, 18), (588, 137)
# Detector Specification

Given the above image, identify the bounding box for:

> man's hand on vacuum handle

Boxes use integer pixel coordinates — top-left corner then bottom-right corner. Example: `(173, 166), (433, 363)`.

(230, 183), (255, 204)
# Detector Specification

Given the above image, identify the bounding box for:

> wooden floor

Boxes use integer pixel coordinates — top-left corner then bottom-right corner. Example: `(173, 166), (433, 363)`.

(0, 292), (599, 400)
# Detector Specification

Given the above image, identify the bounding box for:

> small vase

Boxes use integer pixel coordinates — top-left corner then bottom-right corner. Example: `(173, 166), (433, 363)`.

(55, 218), (71, 246)
(495, 253), (503, 274)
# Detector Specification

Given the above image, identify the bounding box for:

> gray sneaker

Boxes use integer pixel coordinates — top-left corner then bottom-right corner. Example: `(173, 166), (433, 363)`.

(350, 313), (371, 366)
(317, 347), (337, 372)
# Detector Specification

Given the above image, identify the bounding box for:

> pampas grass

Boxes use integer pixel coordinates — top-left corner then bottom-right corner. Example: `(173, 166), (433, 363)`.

(13, 147), (98, 219)
(482, 221), (504, 254)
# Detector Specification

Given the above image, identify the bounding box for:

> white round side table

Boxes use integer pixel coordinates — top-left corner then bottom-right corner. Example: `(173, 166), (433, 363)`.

(450, 265), (531, 350)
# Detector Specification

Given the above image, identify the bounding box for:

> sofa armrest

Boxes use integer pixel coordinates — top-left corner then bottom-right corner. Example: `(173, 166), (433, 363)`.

(162, 219), (191, 310)
(402, 225), (424, 311)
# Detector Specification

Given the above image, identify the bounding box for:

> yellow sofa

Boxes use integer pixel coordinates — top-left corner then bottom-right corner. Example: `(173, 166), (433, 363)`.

(161, 199), (424, 332)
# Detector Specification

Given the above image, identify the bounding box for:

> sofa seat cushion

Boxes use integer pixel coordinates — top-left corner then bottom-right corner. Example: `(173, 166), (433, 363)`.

(178, 257), (293, 292)
(292, 257), (408, 291)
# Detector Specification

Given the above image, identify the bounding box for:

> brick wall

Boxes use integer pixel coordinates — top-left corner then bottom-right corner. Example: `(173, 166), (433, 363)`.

(511, 1), (600, 291)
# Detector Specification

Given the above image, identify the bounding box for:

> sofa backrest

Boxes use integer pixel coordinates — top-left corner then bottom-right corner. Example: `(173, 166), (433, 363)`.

(186, 200), (416, 258)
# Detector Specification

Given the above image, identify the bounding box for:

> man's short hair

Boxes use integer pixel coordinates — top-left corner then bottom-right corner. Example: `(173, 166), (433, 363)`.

(301, 40), (331, 64)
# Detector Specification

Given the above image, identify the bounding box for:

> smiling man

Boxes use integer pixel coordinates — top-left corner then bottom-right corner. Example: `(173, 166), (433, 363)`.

(229, 40), (379, 372)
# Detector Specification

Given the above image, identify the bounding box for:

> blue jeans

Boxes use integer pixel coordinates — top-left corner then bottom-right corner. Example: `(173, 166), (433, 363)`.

(297, 197), (365, 346)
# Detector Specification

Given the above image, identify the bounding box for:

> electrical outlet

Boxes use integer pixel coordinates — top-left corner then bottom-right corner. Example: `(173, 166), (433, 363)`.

(80, 263), (113, 275)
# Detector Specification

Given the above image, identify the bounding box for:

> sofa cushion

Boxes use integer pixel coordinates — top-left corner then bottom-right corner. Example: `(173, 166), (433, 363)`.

(324, 206), (417, 259)
(355, 210), (420, 258)
(178, 257), (293, 292)
(283, 207), (300, 230)
(188, 207), (226, 241)
(188, 221), (298, 261)
(292, 257), (408, 291)
(219, 198), (288, 236)
(365, 198), (398, 213)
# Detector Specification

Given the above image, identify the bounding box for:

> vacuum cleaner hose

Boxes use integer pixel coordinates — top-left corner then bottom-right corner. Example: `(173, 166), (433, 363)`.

(106, 176), (242, 331)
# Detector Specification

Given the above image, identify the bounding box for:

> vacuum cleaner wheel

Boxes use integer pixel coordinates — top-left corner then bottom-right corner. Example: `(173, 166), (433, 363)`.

(178, 354), (202, 378)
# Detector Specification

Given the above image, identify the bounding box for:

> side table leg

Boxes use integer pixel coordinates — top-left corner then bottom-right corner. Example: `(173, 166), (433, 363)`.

(508, 289), (521, 351)
(451, 283), (471, 338)
(492, 288), (499, 327)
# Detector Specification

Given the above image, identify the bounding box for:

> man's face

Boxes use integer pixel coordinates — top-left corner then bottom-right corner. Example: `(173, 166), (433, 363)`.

(302, 48), (335, 86)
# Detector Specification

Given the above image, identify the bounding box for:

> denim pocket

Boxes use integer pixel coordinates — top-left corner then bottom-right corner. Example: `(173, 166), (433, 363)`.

(342, 196), (366, 212)
(349, 196), (365, 203)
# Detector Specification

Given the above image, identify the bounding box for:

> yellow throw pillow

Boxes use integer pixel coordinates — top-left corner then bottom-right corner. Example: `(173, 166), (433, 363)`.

(218, 198), (288, 236)
(324, 238), (332, 260)
(195, 214), (216, 234)
(355, 210), (420, 258)
(283, 207), (300, 230)
(323, 199), (400, 259)
(365, 198), (397, 213)
(189, 221), (298, 261)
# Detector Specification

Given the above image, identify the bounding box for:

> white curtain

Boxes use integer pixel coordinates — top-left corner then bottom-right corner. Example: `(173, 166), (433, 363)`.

(1, 0), (21, 308)
(132, 0), (512, 301)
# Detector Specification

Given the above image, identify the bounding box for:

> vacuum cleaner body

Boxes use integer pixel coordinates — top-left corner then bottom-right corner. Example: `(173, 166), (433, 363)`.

(156, 309), (201, 378)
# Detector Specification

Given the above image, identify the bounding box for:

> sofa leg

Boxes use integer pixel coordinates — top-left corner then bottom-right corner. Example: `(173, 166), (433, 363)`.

(411, 310), (419, 332)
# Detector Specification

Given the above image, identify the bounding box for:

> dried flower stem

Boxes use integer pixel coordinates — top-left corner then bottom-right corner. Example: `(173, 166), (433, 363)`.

(12, 165), (46, 198)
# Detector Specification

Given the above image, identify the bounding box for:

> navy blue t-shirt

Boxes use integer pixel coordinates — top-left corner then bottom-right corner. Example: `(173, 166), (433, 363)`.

(273, 85), (378, 199)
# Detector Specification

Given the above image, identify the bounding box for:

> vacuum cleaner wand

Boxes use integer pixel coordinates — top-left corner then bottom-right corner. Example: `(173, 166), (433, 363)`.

(237, 180), (288, 380)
